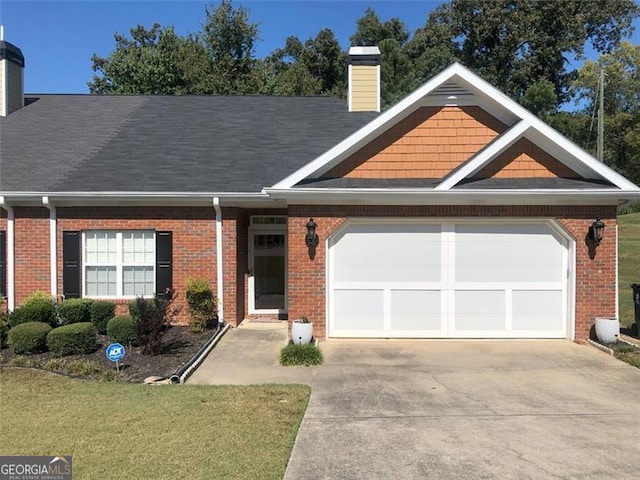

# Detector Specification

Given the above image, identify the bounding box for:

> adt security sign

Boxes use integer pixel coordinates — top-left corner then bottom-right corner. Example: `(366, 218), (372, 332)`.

(106, 343), (125, 362)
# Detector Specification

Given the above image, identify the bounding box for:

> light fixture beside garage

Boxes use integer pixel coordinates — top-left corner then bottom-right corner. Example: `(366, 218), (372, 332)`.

(305, 218), (318, 247)
(589, 218), (605, 246)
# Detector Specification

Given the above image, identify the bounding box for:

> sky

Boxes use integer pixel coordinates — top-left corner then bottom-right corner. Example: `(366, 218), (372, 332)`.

(0, 0), (638, 94)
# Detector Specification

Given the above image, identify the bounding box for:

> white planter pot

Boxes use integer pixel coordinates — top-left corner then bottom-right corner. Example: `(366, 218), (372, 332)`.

(291, 321), (313, 345)
(595, 317), (619, 344)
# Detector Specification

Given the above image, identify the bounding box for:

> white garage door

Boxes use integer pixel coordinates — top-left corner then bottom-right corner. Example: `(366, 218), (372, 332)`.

(328, 221), (571, 338)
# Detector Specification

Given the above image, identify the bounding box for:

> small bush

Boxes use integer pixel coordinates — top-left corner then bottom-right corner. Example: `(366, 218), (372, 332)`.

(133, 288), (178, 355)
(0, 310), (8, 349)
(280, 343), (323, 366)
(23, 291), (55, 304)
(9, 299), (57, 328)
(185, 278), (217, 332)
(46, 323), (97, 356)
(90, 301), (116, 334)
(107, 315), (137, 345)
(7, 322), (52, 354)
(58, 298), (94, 325)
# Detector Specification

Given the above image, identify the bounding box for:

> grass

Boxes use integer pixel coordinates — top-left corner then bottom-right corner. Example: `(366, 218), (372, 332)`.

(612, 343), (640, 368)
(618, 212), (640, 329)
(0, 368), (310, 480)
(280, 343), (323, 366)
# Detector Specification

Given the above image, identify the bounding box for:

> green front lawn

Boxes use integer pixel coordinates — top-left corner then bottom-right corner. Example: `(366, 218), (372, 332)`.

(618, 212), (640, 328)
(0, 369), (310, 480)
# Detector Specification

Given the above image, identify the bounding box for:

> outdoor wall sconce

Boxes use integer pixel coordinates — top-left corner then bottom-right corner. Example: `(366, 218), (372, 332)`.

(588, 218), (605, 246)
(305, 217), (318, 247)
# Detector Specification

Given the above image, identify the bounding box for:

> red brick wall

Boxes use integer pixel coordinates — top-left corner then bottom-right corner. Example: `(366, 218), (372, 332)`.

(14, 207), (50, 305)
(288, 205), (617, 342)
(56, 207), (216, 323)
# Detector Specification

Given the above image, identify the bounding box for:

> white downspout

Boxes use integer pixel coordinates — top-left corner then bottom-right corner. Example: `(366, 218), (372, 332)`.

(0, 197), (15, 311)
(42, 197), (57, 299)
(213, 197), (224, 322)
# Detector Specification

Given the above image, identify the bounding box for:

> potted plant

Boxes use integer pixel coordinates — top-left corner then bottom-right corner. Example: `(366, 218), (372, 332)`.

(291, 316), (313, 345)
(595, 317), (620, 344)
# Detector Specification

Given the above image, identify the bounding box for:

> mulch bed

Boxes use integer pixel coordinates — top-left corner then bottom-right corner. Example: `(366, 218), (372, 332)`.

(0, 325), (219, 383)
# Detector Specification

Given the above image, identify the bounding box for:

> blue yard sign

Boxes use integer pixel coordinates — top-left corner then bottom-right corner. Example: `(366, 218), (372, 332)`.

(106, 343), (125, 372)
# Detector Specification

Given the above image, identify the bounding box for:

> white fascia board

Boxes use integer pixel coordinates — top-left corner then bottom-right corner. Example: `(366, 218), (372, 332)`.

(271, 63), (468, 190)
(264, 187), (640, 206)
(436, 120), (530, 190)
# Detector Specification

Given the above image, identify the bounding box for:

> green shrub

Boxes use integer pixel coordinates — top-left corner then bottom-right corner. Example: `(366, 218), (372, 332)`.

(133, 288), (178, 355)
(0, 309), (8, 349)
(90, 301), (116, 334)
(280, 343), (323, 366)
(23, 291), (55, 304)
(107, 315), (137, 346)
(185, 278), (217, 332)
(58, 298), (94, 325)
(9, 299), (57, 328)
(46, 323), (97, 356)
(7, 322), (52, 354)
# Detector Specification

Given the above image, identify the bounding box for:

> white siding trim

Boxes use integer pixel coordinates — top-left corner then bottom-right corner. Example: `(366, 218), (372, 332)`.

(0, 198), (15, 310)
(42, 197), (57, 298)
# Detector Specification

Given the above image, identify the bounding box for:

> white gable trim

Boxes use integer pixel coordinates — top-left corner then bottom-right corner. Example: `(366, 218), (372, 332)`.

(436, 120), (530, 190)
(272, 62), (640, 192)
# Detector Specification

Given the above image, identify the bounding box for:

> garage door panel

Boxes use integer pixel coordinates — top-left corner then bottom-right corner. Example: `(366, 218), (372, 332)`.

(333, 225), (441, 283)
(455, 225), (564, 283)
(390, 290), (441, 331)
(454, 290), (506, 331)
(329, 221), (569, 339)
(333, 289), (384, 331)
(512, 290), (563, 331)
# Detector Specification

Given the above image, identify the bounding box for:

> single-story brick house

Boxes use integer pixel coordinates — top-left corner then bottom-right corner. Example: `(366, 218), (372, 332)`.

(2, 42), (639, 342)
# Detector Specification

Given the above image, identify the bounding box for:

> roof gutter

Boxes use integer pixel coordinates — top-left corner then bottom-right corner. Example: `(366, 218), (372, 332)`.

(213, 197), (224, 323)
(42, 197), (57, 299)
(264, 188), (640, 206)
(0, 197), (15, 311)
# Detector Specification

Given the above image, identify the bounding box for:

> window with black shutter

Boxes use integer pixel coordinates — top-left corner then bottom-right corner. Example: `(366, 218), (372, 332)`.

(0, 231), (6, 299)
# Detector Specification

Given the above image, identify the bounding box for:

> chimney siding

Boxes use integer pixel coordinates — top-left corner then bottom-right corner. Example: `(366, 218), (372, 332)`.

(348, 46), (381, 113)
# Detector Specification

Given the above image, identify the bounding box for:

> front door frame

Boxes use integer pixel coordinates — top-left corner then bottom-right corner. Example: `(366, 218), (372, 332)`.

(248, 216), (288, 315)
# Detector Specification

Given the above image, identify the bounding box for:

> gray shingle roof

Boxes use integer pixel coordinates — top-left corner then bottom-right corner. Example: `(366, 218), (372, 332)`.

(454, 178), (617, 189)
(0, 95), (377, 193)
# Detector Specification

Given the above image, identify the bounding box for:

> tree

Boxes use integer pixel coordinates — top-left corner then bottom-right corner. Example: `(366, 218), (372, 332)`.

(350, 7), (409, 46)
(379, 38), (418, 108)
(263, 29), (346, 97)
(568, 41), (640, 184)
(407, 0), (639, 101)
(88, 24), (211, 94)
(201, 0), (261, 94)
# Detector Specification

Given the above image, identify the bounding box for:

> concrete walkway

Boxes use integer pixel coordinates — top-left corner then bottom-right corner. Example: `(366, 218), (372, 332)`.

(188, 322), (640, 479)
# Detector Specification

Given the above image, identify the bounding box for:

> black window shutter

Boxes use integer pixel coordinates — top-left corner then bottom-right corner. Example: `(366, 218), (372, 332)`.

(0, 231), (6, 298)
(156, 231), (172, 297)
(63, 231), (81, 299)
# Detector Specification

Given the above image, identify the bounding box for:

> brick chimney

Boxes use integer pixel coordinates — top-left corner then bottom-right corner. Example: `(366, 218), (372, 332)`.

(0, 26), (25, 117)
(348, 46), (381, 113)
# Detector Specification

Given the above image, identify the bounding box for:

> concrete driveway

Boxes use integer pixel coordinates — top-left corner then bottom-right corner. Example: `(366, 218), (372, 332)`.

(189, 323), (640, 479)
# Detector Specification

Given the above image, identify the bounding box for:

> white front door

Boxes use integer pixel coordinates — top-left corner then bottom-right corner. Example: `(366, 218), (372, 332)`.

(249, 230), (287, 314)
(328, 220), (572, 339)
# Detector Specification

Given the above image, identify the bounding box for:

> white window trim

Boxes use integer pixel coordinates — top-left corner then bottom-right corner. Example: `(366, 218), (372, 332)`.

(82, 230), (156, 299)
